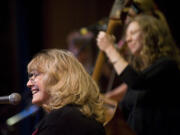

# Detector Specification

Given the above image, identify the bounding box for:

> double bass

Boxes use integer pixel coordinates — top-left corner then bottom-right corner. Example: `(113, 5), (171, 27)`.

(92, 0), (136, 135)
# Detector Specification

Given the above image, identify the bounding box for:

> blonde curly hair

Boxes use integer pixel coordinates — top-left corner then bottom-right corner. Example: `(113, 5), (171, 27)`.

(27, 49), (105, 123)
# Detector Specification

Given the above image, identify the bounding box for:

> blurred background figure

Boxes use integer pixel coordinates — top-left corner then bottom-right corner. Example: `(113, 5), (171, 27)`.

(104, 0), (171, 103)
(94, 1), (179, 134)
(67, 30), (96, 74)
(97, 14), (180, 135)
(66, 27), (118, 94)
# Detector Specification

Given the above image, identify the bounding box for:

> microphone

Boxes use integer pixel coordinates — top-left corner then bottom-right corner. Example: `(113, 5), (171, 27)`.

(0, 93), (21, 105)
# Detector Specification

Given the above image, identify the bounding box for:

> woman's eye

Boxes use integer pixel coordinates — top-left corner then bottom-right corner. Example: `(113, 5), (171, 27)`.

(28, 73), (33, 79)
(34, 73), (40, 77)
(28, 72), (40, 79)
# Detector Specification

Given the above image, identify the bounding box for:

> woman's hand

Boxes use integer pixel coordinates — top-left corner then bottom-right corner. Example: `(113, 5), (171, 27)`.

(97, 31), (128, 75)
(96, 31), (115, 52)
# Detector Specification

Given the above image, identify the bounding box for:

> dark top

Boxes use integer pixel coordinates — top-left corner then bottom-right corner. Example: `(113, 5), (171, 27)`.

(32, 104), (106, 135)
(119, 57), (180, 135)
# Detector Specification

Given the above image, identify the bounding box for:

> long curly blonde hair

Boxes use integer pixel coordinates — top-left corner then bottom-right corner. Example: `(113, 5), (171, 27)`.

(120, 15), (180, 71)
(27, 49), (105, 123)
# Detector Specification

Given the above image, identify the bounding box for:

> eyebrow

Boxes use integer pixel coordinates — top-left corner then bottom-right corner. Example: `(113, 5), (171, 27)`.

(28, 73), (33, 78)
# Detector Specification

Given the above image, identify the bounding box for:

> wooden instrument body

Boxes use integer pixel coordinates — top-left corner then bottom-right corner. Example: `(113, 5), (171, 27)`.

(92, 0), (136, 134)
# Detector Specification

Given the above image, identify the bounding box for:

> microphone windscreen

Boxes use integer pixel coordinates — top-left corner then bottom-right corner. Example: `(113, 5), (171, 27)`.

(9, 93), (22, 105)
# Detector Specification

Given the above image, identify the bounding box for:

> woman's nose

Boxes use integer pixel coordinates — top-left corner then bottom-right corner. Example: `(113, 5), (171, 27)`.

(27, 80), (33, 88)
(126, 35), (131, 43)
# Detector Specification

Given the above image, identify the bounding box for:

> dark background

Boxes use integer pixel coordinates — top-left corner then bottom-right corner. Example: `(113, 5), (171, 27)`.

(0, 0), (179, 135)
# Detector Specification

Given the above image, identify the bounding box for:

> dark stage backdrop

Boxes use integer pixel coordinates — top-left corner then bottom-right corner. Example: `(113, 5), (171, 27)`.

(0, 0), (179, 135)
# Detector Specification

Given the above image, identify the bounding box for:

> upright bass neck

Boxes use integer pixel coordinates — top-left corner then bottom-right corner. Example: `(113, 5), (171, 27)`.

(92, 0), (132, 82)
(92, 19), (122, 83)
(92, 1), (135, 134)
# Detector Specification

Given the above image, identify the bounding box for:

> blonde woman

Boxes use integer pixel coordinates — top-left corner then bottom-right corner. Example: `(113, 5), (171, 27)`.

(27, 49), (106, 135)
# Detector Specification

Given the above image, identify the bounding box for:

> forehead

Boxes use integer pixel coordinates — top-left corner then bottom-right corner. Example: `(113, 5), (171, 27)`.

(28, 59), (44, 73)
(126, 21), (140, 33)
(29, 70), (40, 74)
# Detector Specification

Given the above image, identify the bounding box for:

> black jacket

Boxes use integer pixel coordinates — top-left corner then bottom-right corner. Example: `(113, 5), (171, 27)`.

(120, 57), (180, 135)
(33, 104), (106, 135)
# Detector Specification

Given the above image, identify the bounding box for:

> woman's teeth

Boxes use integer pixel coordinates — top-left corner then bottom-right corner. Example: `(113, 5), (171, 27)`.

(32, 89), (39, 95)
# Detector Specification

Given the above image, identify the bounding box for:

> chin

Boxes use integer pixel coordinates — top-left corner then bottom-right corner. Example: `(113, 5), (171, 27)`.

(32, 99), (42, 106)
(130, 50), (136, 55)
(132, 49), (140, 55)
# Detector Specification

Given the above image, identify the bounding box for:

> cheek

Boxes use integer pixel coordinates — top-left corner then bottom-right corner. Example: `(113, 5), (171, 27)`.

(134, 34), (143, 47)
(134, 42), (144, 55)
(128, 38), (143, 55)
(41, 89), (50, 101)
(39, 81), (49, 98)
(134, 34), (141, 42)
(137, 34), (144, 48)
(37, 81), (49, 98)
(37, 87), (50, 105)
(44, 73), (58, 86)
